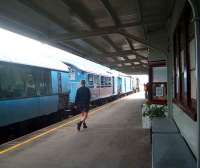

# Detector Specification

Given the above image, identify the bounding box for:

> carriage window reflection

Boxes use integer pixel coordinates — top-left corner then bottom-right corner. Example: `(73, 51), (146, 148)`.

(0, 62), (51, 99)
(88, 74), (94, 86)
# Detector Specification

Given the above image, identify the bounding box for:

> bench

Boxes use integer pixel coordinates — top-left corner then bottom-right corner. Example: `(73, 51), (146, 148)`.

(152, 118), (196, 168)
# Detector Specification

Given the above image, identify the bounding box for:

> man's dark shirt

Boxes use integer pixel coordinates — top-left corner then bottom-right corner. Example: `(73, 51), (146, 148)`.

(75, 86), (91, 106)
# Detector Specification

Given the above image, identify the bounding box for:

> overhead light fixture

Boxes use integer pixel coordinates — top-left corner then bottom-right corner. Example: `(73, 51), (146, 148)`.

(141, 59), (148, 64)
(106, 57), (115, 62)
(124, 63), (132, 66)
(117, 56), (126, 61)
(122, 43), (130, 50)
(134, 62), (140, 65)
(127, 55), (136, 60)
(142, 64), (148, 68)
(117, 64), (122, 67)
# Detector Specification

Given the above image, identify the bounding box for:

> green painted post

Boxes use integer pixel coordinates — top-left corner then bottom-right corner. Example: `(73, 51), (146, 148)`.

(167, 47), (173, 119)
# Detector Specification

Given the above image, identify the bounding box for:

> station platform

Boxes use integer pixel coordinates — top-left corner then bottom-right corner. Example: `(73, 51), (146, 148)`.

(0, 92), (151, 168)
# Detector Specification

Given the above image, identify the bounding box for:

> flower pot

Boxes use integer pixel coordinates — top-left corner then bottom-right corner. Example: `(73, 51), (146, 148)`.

(142, 104), (151, 129)
(142, 115), (151, 129)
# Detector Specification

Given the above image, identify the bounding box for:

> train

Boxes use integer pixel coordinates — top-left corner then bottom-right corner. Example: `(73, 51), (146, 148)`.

(64, 60), (136, 108)
(0, 54), (137, 142)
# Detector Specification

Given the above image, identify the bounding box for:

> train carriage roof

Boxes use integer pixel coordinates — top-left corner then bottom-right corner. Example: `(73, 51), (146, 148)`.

(0, 55), (69, 72)
(40, 43), (114, 76)
(0, 28), (69, 72)
(63, 59), (113, 77)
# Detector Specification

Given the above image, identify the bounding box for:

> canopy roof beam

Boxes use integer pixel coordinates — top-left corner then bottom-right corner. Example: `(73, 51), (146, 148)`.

(119, 30), (167, 54)
(135, 0), (147, 40)
(99, 0), (150, 68)
(61, 0), (121, 53)
(113, 59), (148, 65)
(98, 50), (148, 59)
(17, 0), (107, 55)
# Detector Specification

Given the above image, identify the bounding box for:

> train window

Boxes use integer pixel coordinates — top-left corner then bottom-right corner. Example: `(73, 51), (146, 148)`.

(105, 77), (108, 86)
(101, 76), (105, 87)
(94, 75), (100, 85)
(0, 62), (52, 99)
(24, 69), (36, 97)
(173, 4), (196, 120)
(153, 67), (167, 82)
(69, 68), (76, 80)
(103, 77), (111, 87)
(36, 69), (51, 96)
(0, 63), (27, 99)
(107, 77), (111, 86)
(88, 74), (94, 86)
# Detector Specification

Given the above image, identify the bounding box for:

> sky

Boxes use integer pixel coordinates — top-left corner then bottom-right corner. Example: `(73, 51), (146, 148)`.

(134, 75), (149, 85)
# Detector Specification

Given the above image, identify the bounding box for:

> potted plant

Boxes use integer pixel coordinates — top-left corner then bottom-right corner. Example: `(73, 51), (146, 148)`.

(142, 103), (167, 128)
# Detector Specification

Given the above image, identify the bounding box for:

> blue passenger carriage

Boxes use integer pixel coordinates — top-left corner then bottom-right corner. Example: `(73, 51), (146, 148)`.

(0, 55), (69, 140)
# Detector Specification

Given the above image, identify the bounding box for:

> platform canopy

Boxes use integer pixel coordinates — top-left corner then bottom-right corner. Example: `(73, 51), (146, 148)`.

(0, 0), (174, 74)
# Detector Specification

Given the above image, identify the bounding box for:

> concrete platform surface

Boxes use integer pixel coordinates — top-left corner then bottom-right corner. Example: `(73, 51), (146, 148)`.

(0, 92), (151, 168)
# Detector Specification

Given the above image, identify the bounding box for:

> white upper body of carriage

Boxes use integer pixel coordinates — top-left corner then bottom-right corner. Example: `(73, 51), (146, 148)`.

(62, 58), (114, 101)
(0, 27), (69, 72)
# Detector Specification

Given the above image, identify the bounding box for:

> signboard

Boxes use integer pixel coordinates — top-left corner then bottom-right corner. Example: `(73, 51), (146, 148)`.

(156, 86), (164, 97)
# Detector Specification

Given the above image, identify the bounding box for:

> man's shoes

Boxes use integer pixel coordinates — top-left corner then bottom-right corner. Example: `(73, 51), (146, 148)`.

(83, 122), (87, 129)
(77, 121), (82, 131)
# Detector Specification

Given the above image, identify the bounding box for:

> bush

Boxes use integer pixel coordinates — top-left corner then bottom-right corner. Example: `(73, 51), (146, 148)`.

(142, 104), (167, 119)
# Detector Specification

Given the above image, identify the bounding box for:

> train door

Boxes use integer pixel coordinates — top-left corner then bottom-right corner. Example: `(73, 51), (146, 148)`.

(124, 78), (126, 92)
(93, 75), (100, 100)
(112, 76), (115, 94)
(57, 72), (62, 94)
(97, 75), (100, 98)
(57, 72), (67, 110)
(117, 77), (122, 94)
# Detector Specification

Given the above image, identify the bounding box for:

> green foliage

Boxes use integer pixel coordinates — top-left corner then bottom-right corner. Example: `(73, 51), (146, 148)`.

(143, 104), (167, 119)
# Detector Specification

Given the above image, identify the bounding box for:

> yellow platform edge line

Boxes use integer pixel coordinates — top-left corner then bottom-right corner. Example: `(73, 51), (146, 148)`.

(0, 98), (119, 155)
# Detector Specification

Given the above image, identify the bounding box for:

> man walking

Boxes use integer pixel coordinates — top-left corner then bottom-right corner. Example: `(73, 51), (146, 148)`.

(75, 80), (91, 131)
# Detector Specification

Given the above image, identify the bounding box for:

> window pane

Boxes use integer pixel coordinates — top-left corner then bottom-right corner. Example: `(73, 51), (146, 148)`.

(69, 68), (75, 80)
(0, 62), (52, 98)
(39, 69), (51, 96)
(189, 39), (196, 69)
(0, 63), (26, 98)
(190, 70), (196, 99)
(94, 75), (100, 85)
(153, 67), (167, 82)
(24, 67), (36, 97)
(180, 50), (185, 73)
(176, 57), (179, 94)
(88, 74), (93, 85)
(101, 76), (105, 86)
(189, 38), (196, 99)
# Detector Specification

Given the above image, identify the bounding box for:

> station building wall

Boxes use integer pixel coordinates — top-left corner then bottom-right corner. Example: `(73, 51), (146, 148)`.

(169, 0), (198, 158)
(148, 0), (199, 158)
